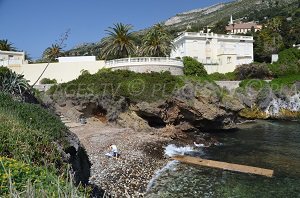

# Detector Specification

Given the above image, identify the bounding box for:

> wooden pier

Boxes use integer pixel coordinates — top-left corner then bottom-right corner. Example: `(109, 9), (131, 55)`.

(172, 155), (274, 177)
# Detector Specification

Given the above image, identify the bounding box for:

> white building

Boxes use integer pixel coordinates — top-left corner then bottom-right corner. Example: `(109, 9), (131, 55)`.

(170, 32), (254, 74)
(0, 50), (28, 67)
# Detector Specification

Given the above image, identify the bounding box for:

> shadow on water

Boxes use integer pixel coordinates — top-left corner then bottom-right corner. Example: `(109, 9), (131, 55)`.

(146, 120), (300, 198)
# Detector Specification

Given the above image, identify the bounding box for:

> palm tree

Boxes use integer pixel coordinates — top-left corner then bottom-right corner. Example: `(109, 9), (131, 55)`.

(0, 39), (16, 51)
(139, 24), (173, 57)
(42, 44), (63, 62)
(100, 23), (136, 60)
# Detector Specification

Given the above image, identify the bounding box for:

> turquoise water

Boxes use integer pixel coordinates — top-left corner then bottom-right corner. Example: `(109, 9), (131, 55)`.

(146, 121), (300, 198)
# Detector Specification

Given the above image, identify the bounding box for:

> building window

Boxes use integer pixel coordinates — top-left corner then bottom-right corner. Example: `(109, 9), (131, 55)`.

(227, 57), (232, 64)
(193, 56), (198, 60)
(206, 57), (211, 63)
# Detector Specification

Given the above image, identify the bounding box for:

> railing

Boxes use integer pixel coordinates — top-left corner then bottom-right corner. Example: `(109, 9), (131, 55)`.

(105, 57), (183, 67)
(199, 59), (219, 65)
(0, 59), (23, 66)
(174, 32), (253, 43)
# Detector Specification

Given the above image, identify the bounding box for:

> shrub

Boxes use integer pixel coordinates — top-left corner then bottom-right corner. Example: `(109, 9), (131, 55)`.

(239, 79), (269, 91)
(268, 48), (300, 77)
(0, 68), (30, 99)
(268, 62), (300, 77)
(40, 78), (57, 84)
(234, 63), (272, 80)
(208, 72), (237, 81)
(269, 74), (300, 90)
(277, 48), (300, 64)
(183, 56), (208, 77)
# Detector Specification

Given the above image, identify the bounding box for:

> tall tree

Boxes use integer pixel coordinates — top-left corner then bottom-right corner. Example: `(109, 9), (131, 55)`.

(42, 44), (63, 62)
(139, 24), (173, 57)
(0, 39), (16, 51)
(100, 23), (136, 60)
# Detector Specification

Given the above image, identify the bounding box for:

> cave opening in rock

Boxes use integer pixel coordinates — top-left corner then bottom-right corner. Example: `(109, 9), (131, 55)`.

(137, 113), (166, 128)
(82, 103), (108, 123)
(93, 106), (108, 123)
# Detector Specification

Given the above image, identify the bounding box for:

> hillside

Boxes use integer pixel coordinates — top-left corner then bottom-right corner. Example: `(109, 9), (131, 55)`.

(163, 0), (297, 29)
(64, 0), (299, 57)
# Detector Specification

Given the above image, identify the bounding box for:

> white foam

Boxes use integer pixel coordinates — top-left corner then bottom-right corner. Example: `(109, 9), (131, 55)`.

(146, 160), (178, 192)
(164, 144), (194, 157)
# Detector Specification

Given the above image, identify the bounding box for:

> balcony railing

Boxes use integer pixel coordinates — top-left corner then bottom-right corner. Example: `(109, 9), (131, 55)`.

(105, 57), (183, 67)
(0, 59), (23, 66)
(174, 32), (253, 43)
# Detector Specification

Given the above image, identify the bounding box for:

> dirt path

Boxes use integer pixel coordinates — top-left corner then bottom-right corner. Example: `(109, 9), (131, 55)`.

(70, 118), (171, 197)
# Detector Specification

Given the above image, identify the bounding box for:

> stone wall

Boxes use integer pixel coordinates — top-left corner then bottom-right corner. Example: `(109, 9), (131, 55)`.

(111, 65), (184, 75)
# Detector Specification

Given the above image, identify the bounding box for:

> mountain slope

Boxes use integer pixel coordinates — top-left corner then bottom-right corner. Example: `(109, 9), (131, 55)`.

(163, 0), (297, 29)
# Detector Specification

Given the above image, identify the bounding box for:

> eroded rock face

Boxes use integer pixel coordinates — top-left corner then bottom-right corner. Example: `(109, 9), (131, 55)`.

(133, 83), (244, 131)
(48, 82), (244, 132)
(50, 94), (129, 122)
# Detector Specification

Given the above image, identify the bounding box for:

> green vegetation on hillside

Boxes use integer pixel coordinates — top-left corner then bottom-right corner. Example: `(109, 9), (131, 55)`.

(0, 93), (86, 196)
(49, 69), (184, 102)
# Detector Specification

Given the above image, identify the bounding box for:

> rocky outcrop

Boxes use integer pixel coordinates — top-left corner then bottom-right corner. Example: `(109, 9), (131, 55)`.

(131, 83), (244, 132)
(49, 93), (129, 122)
(47, 82), (244, 133)
(236, 82), (300, 120)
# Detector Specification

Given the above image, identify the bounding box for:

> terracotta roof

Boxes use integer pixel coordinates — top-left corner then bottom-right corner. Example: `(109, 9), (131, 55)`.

(226, 23), (262, 31)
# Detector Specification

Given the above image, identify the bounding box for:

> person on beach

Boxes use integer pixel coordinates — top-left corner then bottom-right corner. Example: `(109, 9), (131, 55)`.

(107, 144), (119, 158)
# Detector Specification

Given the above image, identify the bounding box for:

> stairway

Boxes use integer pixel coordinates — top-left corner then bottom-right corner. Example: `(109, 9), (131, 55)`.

(59, 115), (83, 128)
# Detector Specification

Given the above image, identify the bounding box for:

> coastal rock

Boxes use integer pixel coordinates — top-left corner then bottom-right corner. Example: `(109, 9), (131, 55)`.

(236, 82), (300, 120)
(134, 83), (244, 131)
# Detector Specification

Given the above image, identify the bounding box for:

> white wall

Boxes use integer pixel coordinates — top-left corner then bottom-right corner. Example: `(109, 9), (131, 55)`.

(8, 61), (105, 85)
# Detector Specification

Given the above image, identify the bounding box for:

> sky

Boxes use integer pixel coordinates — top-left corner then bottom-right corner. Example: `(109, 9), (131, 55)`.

(0, 0), (231, 60)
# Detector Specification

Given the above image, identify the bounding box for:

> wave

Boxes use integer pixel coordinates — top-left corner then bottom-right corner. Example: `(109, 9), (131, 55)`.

(164, 144), (195, 157)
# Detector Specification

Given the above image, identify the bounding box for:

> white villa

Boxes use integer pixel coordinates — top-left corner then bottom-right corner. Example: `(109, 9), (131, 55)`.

(170, 32), (254, 74)
(0, 50), (28, 67)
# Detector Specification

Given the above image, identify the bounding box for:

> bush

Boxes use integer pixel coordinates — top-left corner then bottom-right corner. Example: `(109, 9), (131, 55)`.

(0, 68), (30, 99)
(277, 48), (300, 64)
(268, 62), (300, 77)
(208, 72), (237, 81)
(234, 63), (272, 80)
(269, 74), (300, 89)
(49, 69), (184, 102)
(268, 48), (300, 77)
(40, 78), (57, 84)
(183, 56), (208, 77)
(239, 79), (269, 91)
